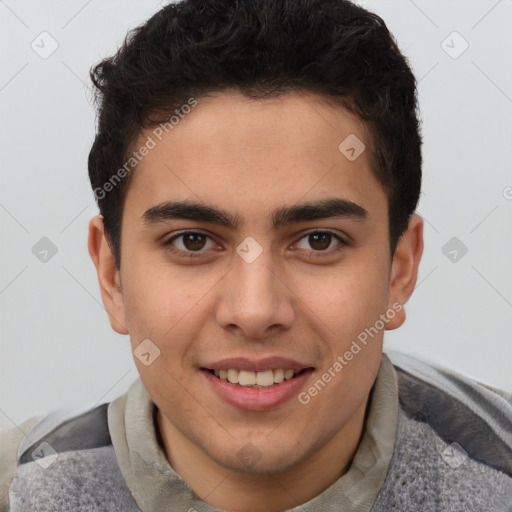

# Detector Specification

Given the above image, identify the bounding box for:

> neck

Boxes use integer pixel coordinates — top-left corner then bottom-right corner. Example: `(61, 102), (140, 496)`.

(156, 396), (369, 512)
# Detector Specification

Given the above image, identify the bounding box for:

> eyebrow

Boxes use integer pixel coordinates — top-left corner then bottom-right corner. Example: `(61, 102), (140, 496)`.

(141, 197), (368, 230)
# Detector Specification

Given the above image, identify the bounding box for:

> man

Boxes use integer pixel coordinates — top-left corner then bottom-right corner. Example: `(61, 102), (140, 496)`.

(1, 0), (511, 510)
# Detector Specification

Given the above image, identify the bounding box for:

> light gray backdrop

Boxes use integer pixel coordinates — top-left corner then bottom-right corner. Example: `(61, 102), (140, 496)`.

(1, 0), (511, 428)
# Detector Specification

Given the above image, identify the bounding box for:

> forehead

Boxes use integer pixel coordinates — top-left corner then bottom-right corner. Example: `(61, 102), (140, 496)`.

(123, 90), (387, 226)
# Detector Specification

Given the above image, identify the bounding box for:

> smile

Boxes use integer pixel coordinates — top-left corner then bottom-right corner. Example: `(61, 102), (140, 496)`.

(207, 368), (309, 389)
(201, 367), (315, 410)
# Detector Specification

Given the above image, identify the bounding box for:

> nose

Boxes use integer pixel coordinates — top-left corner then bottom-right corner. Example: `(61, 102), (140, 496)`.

(215, 246), (295, 340)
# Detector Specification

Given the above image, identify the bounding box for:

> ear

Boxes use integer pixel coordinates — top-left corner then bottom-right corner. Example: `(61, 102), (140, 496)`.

(385, 214), (424, 330)
(88, 215), (129, 335)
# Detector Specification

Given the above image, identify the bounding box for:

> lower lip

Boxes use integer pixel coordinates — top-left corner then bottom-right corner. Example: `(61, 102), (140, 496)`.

(202, 369), (314, 411)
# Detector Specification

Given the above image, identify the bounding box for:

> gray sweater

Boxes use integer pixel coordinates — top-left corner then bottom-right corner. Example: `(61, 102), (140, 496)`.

(2, 351), (511, 511)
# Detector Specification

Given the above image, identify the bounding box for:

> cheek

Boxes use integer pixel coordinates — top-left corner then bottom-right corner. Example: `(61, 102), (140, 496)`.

(121, 254), (198, 330)
(299, 262), (388, 334)
(121, 261), (214, 369)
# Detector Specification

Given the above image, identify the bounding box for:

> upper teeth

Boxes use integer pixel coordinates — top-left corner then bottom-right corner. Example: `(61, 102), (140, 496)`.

(214, 369), (299, 386)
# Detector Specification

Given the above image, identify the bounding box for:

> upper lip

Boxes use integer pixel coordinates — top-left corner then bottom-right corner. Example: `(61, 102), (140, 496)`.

(202, 356), (313, 372)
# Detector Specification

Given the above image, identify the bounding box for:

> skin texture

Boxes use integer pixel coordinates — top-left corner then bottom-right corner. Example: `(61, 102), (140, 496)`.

(88, 90), (423, 511)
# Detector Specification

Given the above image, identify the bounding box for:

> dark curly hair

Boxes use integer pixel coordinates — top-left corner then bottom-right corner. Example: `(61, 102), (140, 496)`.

(88, 0), (422, 270)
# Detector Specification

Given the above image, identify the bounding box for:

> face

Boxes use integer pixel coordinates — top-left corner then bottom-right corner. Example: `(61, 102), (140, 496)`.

(90, 90), (418, 476)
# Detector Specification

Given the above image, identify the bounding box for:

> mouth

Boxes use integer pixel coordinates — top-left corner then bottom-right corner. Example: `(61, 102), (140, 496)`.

(204, 367), (312, 389)
(200, 356), (315, 410)
(201, 365), (314, 410)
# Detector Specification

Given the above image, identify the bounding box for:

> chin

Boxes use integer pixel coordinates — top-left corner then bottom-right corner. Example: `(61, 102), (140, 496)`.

(217, 453), (299, 476)
(206, 438), (309, 476)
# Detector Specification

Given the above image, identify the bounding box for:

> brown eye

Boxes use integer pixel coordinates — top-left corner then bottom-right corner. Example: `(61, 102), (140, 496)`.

(163, 230), (216, 255)
(182, 232), (207, 251)
(295, 231), (345, 252)
(308, 232), (332, 250)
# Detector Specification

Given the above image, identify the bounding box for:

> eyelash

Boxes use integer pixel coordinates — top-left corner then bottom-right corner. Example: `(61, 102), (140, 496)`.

(162, 230), (348, 259)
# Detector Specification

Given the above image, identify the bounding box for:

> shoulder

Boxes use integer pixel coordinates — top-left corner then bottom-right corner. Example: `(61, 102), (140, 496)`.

(378, 351), (512, 511)
(15, 402), (111, 465)
(386, 350), (512, 470)
(0, 415), (43, 512)
(1, 403), (116, 512)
